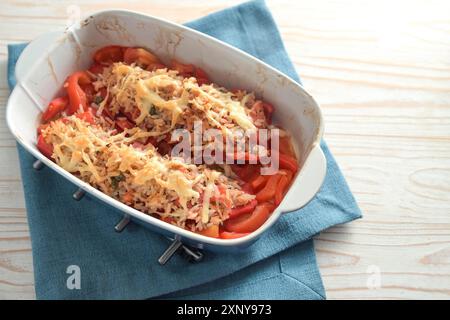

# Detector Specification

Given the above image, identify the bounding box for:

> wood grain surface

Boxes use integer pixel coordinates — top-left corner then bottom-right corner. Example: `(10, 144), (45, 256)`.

(1, 0), (449, 300)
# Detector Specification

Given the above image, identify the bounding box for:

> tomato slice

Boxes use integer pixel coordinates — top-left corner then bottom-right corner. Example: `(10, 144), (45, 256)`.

(224, 202), (273, 233)
(196, 77), (209, 86)
(75, 107), (96, 124)
(161, 216), (175, 224)
(37, 134), (53, 159)
(229, 165), (241, 179)
(66, 71), (91, 115)
(93, 45), (125, 65)
(42, 96), (69, 122)
(171, 59), (195, 77)
(122, 191), (134, 204)
(250, 175), (268, 191)
(230, 199), (258, 219)
(248, 166), (260, 181)
(275, 175), (289, 206)
(124, 48), (160, 68)
(88, 63), (106, 75)
(194, 67), (209, 80)
(219, 231), (250, 239)
(147, 62), (166, 71)
(235, 164), (259, 181)
(80, 83), (96, 105)
(281, 169), (294, 182)
(194, 67), (210, 85)
(197, 225), (219, 238)
(241, 182), (254, 195)
(278, 136), (295, 157)
(255, 174), (281, 203)
(37, 123), (50, 135)
(278, 153), (299, 173)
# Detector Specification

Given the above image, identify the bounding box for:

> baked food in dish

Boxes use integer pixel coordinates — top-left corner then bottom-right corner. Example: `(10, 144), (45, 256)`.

(37, 46), (299, 239)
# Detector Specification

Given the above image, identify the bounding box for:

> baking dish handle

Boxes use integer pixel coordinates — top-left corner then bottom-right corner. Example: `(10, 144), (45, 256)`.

(279, 144), (327, 213)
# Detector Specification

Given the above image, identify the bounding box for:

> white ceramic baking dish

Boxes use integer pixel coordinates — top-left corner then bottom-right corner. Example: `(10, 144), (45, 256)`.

(7, 9), (326, 252)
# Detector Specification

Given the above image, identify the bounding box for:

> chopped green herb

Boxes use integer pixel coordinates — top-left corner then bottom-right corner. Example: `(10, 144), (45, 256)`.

(149, 105), (158, 115)
(111, 173), (125, 189)
(94, 95), (104, 105)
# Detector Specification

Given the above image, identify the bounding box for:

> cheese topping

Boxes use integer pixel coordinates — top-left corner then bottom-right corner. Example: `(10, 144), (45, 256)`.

(42, 60), (271, 232)
(41, 116), (255, 231)
(94, 63), (259, 141)
(135, 76), (187, 127)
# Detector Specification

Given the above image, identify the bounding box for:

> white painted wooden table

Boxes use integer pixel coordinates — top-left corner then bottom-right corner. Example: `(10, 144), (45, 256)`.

(1, 0), (449, 299)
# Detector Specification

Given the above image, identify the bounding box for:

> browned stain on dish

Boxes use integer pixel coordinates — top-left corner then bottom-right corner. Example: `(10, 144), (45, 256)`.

(136, 21), (147, 30)
(276, 74), (288, 87)
(60, 31), (82, 66)
(153, 26), (184, 61)
(46, 57), (58, 84)
(81, 16), (94, 28)
(169, 31), (183, 57)
(53, 33), (81, 64)
(300, 91), (322, 143)
(94, 16), (135, 43)
(153, 26), (165, 52)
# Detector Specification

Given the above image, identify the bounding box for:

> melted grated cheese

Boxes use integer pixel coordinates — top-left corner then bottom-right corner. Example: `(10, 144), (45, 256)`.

(42, 116), (254, 231)
(135, 76), (187, 126)
(95, 63), (258, 139)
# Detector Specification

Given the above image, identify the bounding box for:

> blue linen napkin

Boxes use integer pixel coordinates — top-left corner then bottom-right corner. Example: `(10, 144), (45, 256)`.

(7, 0), (361, 300)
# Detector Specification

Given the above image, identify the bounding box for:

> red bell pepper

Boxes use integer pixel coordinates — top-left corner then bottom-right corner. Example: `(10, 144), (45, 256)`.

(278, 153), (299, 173)
(250, 175), (269, 191)
(75, 107), (96, 125)
(241, 182), (255, 195)
(37, 123), (50, 136)
(230, 199), (258, 219)
(278, 136), (295, 157)
(41, 96), (69, 122)
(197, 225), (219, 238)
(66, 71), (91, 115)
(219, 231), (250, 239)
(80, 83), (96, 105)
(37, 134), (53, 159)
(224, 202), (273, 233)
(255, 173), (282, 203)
(275, 175), (289, 206)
